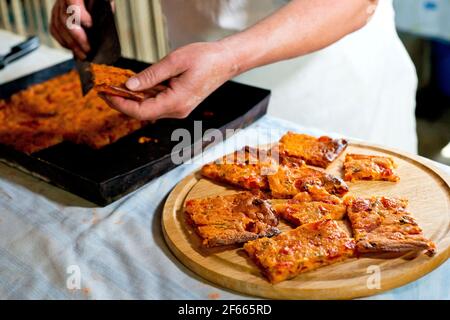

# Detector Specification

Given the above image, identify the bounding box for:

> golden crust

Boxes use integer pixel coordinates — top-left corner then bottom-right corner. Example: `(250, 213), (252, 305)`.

(279, 132), (347, 168)
(268, 162), (349, 198)
(184, 192), (280, 247)
(346, 196), (436, 256)
(201, 147), (274, 190)
(270, 185), (346, 226)
(344, 153), (400, 182)
(188, 133), (437, 283)
(91, 64), (145, 101)
(244, 220), (355, 283)
(201, 146), (304, 191)
(0, 69), (147, 154)
(201, 145), (348, 199)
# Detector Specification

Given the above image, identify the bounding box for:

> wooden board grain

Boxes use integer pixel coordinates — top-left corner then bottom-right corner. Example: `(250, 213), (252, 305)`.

(162, 142), (450, 299)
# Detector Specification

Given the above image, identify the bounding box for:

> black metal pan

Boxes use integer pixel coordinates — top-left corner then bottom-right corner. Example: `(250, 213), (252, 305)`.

(0, 58), (270, 206)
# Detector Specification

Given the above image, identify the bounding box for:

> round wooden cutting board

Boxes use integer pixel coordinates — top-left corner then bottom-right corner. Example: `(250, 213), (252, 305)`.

(162, 142), (450, 299)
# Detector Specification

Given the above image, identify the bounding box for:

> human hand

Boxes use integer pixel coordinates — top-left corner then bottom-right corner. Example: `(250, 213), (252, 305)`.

(100, 42), (240, 121)
(50, 0), (115, 60)
(50, 0), (92, 59)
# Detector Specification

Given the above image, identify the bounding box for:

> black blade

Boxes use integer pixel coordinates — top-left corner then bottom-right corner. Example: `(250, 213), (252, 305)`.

(76, 0), (121, 95)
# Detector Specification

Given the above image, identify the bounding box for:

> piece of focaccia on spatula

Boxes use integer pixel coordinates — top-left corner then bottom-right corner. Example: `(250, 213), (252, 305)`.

(91, 64), (146, 101)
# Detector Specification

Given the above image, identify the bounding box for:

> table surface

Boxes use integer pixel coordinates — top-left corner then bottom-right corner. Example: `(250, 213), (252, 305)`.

(0, 30), (448, 300)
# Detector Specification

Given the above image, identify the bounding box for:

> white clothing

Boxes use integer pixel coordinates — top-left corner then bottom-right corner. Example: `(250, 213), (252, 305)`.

(161, 0), (418, 153)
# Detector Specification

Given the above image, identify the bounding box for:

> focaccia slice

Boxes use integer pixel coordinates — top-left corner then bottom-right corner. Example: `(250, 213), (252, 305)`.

(344, 153), (400, 182)
(201, 146), (301, 191)
(279, 132), (348, 168)
(268, 162), (349, 198)
(346, 196), (436, 256)
(184, 192), (280, 247)
(91, 64), (145, 101)
(270, 185), (346, 226)
(244, 220), (355, 283)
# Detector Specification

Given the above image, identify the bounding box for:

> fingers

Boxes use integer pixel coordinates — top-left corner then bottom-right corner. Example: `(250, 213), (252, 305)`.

(69, 26), (91, 53)
(50, 0), (91, 59)
(126, 53), (186, 91)
(66, 0), (92, 28)
(100, 85), (193, 121)
(62, 0), (91, 55)
(58, 3), (87, 59)
(100, 91), (173, 121)
(50, 2), (67, 47)
(65, 0), (91, 52)
(110, 0), (116, 13)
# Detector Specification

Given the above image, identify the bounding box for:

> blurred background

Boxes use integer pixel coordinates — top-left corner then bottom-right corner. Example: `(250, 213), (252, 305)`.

(0, 0), (449, 165)
(394, 0), (450, 166)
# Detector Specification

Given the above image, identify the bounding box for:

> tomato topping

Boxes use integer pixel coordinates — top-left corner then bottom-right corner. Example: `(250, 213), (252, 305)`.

(380, 197), (397, 209)
(344, 240), (356, 250)
(243, 176), (261, 189)
(318, 136), (332, 143)
(185, 200), (194, 206)
(276, 261), (294, 268)
(279, 246), (293, 255)
(352, 199), (371, 211)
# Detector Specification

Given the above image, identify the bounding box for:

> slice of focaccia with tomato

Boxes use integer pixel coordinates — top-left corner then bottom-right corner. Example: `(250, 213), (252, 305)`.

(201, 146), (302, 191)
(91, 64), (146, 101)
(184, 192), (280, 248)
(270, 185), (346, 226)
(268, 161), (349, 198)
(243, 219), (355, 283)
(279, 132), (348, 168)
(346, 196), (436, 256)
(343, 153), (400, 182)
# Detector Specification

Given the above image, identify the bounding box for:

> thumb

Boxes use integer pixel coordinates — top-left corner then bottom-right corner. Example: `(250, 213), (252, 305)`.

(126, 54), (184, 91)
(68, 0), (93, 28)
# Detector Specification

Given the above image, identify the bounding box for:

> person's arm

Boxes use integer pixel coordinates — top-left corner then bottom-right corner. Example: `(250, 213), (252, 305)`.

(52, 0), (378, 120)
(105, 0), (378, 120)
(220, 0), (379, 73)
(50, 0), (115, 59)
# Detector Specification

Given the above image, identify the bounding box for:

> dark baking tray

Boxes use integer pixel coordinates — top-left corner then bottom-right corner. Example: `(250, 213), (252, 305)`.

(0, 58), (270, 206)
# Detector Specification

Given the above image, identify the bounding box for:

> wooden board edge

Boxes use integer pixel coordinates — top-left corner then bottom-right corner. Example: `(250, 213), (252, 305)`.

(161, 143), (450, 299)
(350, 141), (450, 190)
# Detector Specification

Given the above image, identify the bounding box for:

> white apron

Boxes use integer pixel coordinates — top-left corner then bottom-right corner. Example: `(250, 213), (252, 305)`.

(161, 0), (418, 153)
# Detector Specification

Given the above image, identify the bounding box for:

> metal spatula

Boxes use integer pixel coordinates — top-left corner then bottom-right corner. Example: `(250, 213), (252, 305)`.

(75, 0), (121, 95)
(0, 36), (40, 70)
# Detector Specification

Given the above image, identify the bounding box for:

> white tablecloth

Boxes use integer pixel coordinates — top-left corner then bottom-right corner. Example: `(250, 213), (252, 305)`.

(0, 30), (448, 300)
(0, 30), (71, 84)
(0, 115), (448, 299)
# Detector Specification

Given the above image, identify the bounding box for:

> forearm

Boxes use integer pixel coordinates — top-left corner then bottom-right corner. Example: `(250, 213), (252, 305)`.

(219, 0), (378, 75)
(107, 0), (378, 120)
